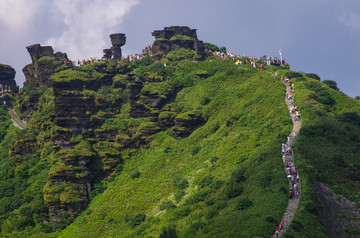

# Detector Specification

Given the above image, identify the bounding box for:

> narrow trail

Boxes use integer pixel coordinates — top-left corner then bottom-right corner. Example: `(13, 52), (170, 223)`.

(269, 74), (302, 238)
(7, 107), (26, 130)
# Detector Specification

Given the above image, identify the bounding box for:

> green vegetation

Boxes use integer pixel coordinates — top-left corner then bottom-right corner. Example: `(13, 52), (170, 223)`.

(169, 35), (194, 41)
(0, 44), (358, 238)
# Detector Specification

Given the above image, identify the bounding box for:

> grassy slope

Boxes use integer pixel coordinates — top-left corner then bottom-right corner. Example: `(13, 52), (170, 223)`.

(59, 60), (292, 237)
(280, 75), (360, 237)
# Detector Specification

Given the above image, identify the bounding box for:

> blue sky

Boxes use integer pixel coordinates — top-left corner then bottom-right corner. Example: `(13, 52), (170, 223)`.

(0, 0), (359, 97)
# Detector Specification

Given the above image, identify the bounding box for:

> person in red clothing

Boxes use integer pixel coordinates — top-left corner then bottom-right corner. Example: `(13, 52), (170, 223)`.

(275, 225), (279, 238)
(281, 220), (284, 230)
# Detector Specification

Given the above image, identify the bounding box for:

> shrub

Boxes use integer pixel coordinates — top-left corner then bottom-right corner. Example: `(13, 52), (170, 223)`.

(200, 97), (211, 106)
(305, 81), (323, 92)
(209, 180), (224, 192)
(174, 190), (185, 203)
(210, 156), (219, 163)
(127, 213), (146, 227)
(225, 182), (243, 198)
(265, 216), (276, 223)
(293, 77), (306, 82)
(259, 175), (272, 188)
(304, 201), (321, 215)
(235, 155), (248, 164)
(169, 35), (193, 41)
(185, 190), (209, 205)
(206, 207), (218, 219)
(210, 122), (220, 134)
(172, 204), (191, 218)
(190, 145), (201, 155)
(89, 182), (107, 200)
(230, 169), (247, 183)
(315, 90), (335, 106)
(160, 201), (177, 210)
(173, 178), (189, 190)
(305, 73), (320, 80)
(236, 198), (253, 210)
(160, 224), (177, 238)
(323, 80), (339, 91)
(289, 220), (304, 232)
(166, 49), (197, 61)
(337, 112), (360, 126)
(130, 170), (141, 179)
(279, 186), (288, 194)
(204, 43), (220, 52)
(285, 72), (302, 79)
(199, 175), (214, 188)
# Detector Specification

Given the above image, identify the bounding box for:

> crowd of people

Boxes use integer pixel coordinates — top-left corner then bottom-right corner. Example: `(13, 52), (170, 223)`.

(204, 49), (285, 69)
(275, 77), (302, 238)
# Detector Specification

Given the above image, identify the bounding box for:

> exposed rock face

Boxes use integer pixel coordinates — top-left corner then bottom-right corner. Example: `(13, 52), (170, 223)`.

(151, 26), (205, 56)
(103, 33), (126, 60)
(313, 181), (360, 238)
(26, 44), (54, 63)
(0, 64), (18, 91)
(23, 44), (70, 87)
(20, 44), (71, 120)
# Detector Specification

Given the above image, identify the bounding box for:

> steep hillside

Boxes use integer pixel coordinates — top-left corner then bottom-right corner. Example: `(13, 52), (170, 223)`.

(281, 74), (360, 238)
(0, 38), (359, 237)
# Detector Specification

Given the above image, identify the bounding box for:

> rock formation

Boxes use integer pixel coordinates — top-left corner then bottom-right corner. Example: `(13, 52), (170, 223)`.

(23, 44), (71, 87)
(151, 26), (205, 56)
(0, 64), (18, 91)
(103, 33), (126, 60)
(20, 44), (71, 120)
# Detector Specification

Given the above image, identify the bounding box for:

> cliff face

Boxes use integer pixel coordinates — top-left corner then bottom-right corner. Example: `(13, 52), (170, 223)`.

(19, 44), (70, 120)
(40, 59), (206, 224)
(0, 64), (17, 91)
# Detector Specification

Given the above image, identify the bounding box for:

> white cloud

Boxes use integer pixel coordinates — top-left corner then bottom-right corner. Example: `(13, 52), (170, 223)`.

(46, 0), (139, 61)
(339, 14), (360, 30)
(0, 0), (44, 35)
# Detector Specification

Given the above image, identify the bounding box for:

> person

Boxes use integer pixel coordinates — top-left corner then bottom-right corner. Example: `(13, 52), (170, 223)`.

(287, 136), (291, 143)
(281, 220), (284, 230)
(260, 64), (264, 70)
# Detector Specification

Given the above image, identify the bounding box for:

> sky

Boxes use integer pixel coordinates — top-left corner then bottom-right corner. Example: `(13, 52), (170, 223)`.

(0, 0), (359, 97)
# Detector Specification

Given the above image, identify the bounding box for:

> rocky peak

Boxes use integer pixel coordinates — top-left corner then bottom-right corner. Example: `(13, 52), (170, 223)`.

(151, 26), (205, 56)
(103, 33), (126, 60)
(26, 44), (55, 63)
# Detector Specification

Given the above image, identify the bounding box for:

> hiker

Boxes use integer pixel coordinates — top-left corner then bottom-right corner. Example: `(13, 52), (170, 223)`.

(289, 190), (293, 199)
(260, 64), (264, 70)
(287, 136), (291, 143)
(281, 220), (284, 230)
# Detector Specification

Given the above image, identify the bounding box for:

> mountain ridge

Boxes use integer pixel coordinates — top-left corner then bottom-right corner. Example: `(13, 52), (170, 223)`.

(0, 26), (359, 237)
